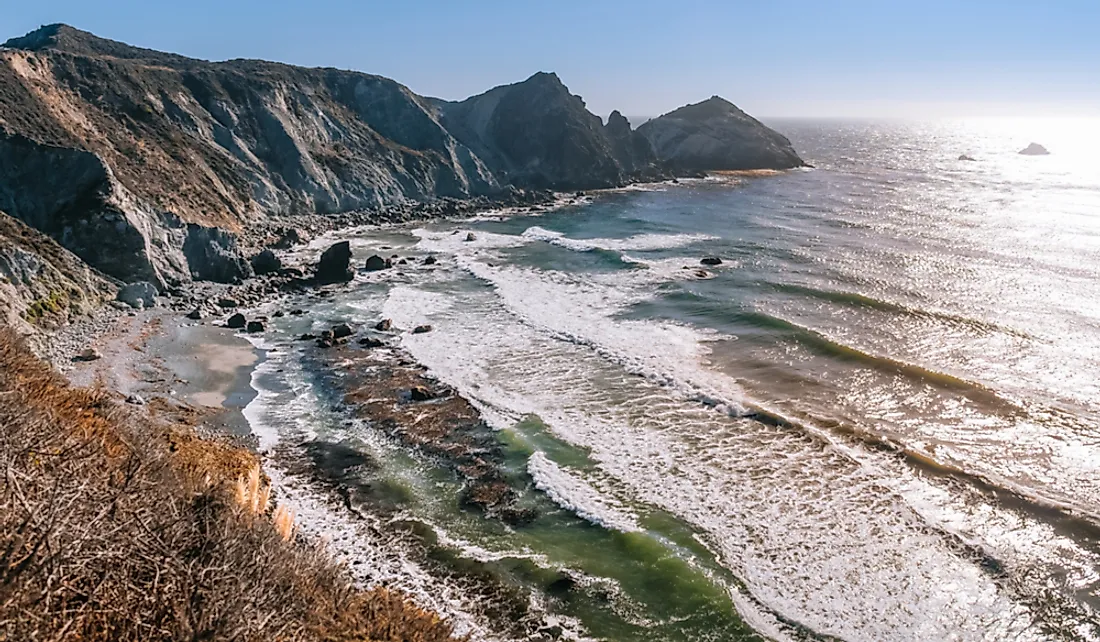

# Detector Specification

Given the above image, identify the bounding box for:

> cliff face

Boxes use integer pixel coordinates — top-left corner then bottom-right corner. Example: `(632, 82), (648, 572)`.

(0, 209), (115, 332)
(637, 96), (804, 171)
(0, 24), (803, 301)
(435, 72), (661, 190)
(0, 24), (498, 286)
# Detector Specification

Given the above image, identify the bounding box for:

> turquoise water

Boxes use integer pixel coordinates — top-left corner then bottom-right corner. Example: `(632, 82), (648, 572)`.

(248, 119), (1100, 641)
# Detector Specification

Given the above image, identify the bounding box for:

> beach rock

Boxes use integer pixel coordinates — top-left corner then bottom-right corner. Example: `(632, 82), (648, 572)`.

(217, 298), (238, 308)
(290, 309), (306, 316)
(117, 282), (158, 309)
(298, 333), (316, 341)
(700, 257), (723, 266)
(332, 323), (354, 339)
(398, 258), (408, 265)
(186, 308), (205, 320)
(272, 310), (285, 318)
(412, 324), (433, 334)
(358, 337), (385, 348)
(250, 249), (282, 275)
(375, 319), (393, 332)
(958, 154), (977, 161)
(76, 347), (102, 361)
(183, 225), (253, 283)
(423, 255), (437, 265)
(364, 255), (388, 271)
(638, 96), (805, 171)
(694, 269), (710, 278)
(271, 227), (310, 249)
(1019, 143), (1050, 156)
(246, 320), (265, 333)
(465, 232), (477, 242)
(227, 313), (246, 329)
(410, 386), (435, 402)
(316, 241), (354, 284)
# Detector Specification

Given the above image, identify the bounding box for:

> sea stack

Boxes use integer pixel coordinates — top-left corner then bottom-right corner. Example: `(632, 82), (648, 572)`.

(1018, 143), (1050, 156)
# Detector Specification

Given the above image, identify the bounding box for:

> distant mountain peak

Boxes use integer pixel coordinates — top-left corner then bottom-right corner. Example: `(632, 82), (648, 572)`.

(3, 23), (200, 66)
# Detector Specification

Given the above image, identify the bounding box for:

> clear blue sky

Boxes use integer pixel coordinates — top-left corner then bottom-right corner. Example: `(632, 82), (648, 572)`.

(3, 0), (1098, 118)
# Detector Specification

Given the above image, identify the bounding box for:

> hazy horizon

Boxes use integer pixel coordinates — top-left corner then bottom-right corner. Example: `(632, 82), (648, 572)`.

(4, 0), (1099, 120)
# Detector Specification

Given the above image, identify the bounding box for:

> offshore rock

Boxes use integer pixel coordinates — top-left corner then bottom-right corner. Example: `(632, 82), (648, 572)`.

(364, 255), (388, 271)
(638, 96), (805, 171)
(1019, 143), (1050, 156)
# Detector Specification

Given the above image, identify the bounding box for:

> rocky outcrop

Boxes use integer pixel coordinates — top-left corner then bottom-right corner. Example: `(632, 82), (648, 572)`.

(182, 225), (252, 283)
(0, 210), (115, 331)
(1019, 143), (1050, 156)
(434, 72), (661, 189)
(638, 96), (804, 171)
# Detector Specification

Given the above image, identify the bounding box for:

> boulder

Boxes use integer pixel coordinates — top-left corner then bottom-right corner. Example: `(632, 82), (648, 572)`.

(251, 249), (282, 275)
(375, 319), (393, 332)
(272, 227), (310, 249)
(423, 255), (438, 265)
(186, 308), (205, 320)
(217, 297), (238, 308)
(1019, 143), (1050, 156)
(227, 313), (246, 329)
(246, 320), (265, 333)
(465, 232), (477, 242)
(76, 347), (102, 361)
(332, 323), (354, 339)
(700, 257), (723, 266)
(410, 386), (435, 402)
(364, 255), (388, 271)
(183, 224), (253, 283)
(290, 309), (306, 316)
(412, 324), (433, 334)
(272, 310), (285, 318)
(116, 282), (157, 309)
(358, 337), (385, 348)
(316, 241), (354, 284)
(958, 154), (977, 161)
(298, 333), (317, 341)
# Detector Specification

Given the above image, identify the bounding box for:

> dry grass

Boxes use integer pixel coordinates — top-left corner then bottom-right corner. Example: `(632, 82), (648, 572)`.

(0, 328), (462, 642)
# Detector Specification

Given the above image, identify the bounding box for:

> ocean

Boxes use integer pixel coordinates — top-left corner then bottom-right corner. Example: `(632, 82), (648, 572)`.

(242, 118), (1100, 641)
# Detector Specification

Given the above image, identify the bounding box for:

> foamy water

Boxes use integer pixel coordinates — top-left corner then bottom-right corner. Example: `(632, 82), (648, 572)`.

(241, 119), (1100, 640)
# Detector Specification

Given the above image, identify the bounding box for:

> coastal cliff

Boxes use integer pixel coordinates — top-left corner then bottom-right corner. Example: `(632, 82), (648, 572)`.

(0, 23), (803, 300)
(638, 96), (804, 171)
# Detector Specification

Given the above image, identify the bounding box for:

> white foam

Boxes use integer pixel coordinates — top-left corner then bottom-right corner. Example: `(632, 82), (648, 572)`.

(521, 225), (720, 252)
(527, 452), (642, 533)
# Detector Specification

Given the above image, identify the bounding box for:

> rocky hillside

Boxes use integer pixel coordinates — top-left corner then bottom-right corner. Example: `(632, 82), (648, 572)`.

(0, 24), (803, 304)
(0, 209), (115, 332)
(434, 72), (662, 189)
(638, 96), (804, 171)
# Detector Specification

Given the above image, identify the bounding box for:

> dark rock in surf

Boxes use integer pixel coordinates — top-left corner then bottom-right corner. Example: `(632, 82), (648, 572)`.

(298, 333), (316, 341)
(423, 255), (437, 265)
(364, 255), (388, 271)
(358, 336), (385, 348)
(375, 318), (393, 332)
(332, 323), (354, 339)
(186, 308), (204, 320)
(958, 154), (977, 161)
(1019, 143), (1050, 156)
(272, 310), (285, 318)
(315, 241), (354, 284)
(226, 313), (246, 329)
(412, 324), (433, 334)
(246, 320), (265, 333)
(465, 232), (476, 242)
(700, 257), (723, 266)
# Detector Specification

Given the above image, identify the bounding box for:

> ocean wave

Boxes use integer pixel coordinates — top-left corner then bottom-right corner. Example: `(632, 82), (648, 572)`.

(527, 451), (643, 533)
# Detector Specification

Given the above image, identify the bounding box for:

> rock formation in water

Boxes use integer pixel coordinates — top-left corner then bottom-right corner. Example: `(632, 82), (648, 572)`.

(1018, 143), (1050, 156)
(0, 24), (804, 306)
(637, 96), (805, 171)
